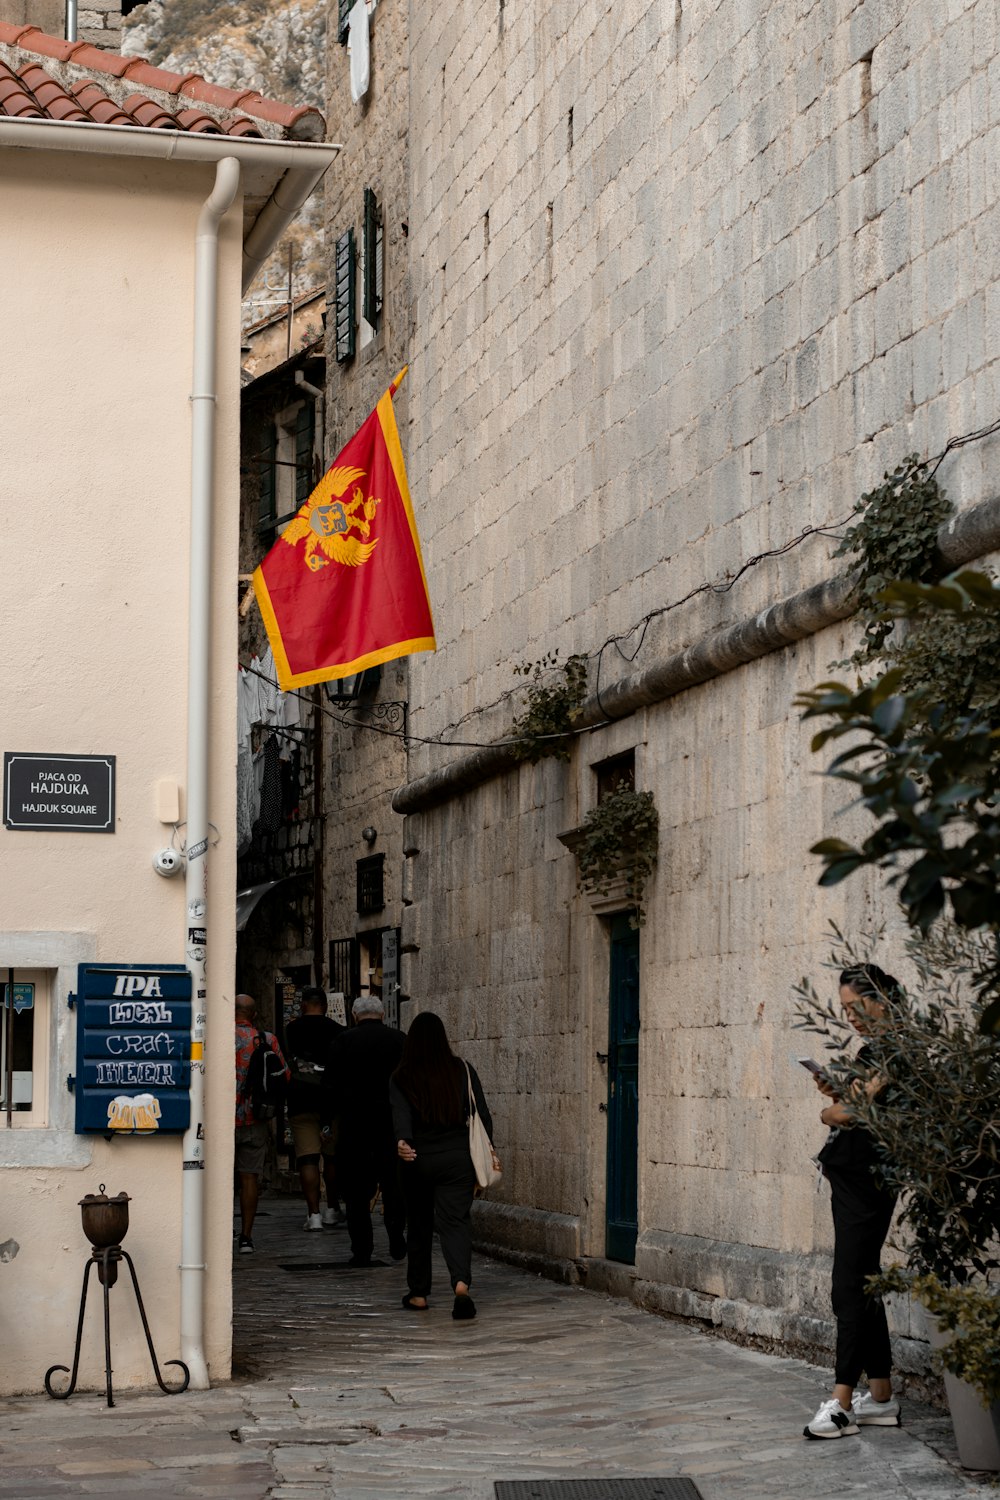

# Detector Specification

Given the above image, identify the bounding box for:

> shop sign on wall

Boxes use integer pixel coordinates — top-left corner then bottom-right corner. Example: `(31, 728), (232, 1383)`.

(71, 964), (191, 1134)
(3, 753), (116, 832)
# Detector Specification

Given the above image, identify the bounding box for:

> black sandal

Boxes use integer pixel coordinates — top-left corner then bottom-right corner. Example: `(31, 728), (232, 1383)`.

(452, 1292), (476, 1320)
(401, 1293), (429, 1310)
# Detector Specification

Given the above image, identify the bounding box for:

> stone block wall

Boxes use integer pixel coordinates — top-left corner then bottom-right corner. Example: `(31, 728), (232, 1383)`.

(404, 0), (1000, 770)
(0, 0), (126, 50)
(394, 0), (1000, 1352)
(322, 0), (413, 986)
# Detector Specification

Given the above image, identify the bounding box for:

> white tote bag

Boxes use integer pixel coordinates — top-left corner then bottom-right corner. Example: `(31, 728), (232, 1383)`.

(465, 1063), (501, 1190)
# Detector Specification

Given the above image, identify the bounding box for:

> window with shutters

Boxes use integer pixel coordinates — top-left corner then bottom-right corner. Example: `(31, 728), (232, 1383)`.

(362, 187), (383, 341)
(337, 0), (351, 43)
(258, 405), (313, 537)
(335, 229), (356, 363)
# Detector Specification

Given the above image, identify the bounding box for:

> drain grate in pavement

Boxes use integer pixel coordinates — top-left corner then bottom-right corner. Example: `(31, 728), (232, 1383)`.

(495, 1483), (703, 1500)
(278, 1260), (389, 1272)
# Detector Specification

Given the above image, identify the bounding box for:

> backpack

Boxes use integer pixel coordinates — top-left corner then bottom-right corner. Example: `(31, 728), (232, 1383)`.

(243, 1030), (287, 1121)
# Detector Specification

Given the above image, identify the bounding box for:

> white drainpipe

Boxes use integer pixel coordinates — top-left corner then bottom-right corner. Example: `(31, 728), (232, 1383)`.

(180, 155), (241, 1390)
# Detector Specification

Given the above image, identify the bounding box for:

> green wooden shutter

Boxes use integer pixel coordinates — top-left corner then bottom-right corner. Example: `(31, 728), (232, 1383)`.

(294, 401), (315, 505)
(257, 422), (277, 530)
(335, 229), (355, 363)
(363, 186), (383, 333)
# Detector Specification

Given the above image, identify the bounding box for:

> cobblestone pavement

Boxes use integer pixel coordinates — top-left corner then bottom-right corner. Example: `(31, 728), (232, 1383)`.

(0, 1193), (993, 1499)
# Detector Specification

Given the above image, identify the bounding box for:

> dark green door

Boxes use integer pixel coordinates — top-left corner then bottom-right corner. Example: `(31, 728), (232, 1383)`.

(605, 915), (639, 1263)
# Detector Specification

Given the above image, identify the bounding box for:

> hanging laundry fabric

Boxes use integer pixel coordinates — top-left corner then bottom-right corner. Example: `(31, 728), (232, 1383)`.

(257, 734), (283, 834)
(236, 744), (256, 855)
(348, 0), (370, 102)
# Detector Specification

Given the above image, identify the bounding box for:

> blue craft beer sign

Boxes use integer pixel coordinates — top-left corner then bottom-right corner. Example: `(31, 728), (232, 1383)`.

(73, 964), (192, 1134)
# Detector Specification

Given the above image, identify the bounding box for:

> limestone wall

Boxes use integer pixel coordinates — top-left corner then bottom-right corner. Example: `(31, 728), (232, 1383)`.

(405, 0), (1000, 768)
(393, 0), (1000, 1353)
(321, 0), (412, 989)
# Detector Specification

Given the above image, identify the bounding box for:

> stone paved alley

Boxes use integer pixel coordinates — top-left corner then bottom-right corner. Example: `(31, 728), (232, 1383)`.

(0, 1195), (992, 1499)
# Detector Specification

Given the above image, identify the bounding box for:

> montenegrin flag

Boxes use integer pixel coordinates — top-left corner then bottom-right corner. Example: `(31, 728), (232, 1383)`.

(253, 369), (435, 691)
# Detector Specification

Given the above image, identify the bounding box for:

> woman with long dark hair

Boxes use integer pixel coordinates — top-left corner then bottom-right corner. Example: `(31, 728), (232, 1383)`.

(804, 963), (903, 1440)
(390, 1011), (494, 1319)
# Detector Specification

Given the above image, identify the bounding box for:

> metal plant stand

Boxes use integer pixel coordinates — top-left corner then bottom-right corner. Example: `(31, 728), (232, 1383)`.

(44, 1186), (189, 1408)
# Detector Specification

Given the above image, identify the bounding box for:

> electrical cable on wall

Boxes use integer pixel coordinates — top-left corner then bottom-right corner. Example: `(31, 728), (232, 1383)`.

(240, 414), (999, 750)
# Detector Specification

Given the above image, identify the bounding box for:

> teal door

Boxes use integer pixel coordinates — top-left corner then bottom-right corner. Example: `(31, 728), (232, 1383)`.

(605, 915), (640, 1263)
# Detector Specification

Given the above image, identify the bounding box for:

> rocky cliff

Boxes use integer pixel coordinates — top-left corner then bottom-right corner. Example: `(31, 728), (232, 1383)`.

(123, 0), (327, 325)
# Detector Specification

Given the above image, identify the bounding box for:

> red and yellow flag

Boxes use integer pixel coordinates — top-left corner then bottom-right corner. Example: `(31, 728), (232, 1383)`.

(253, 369), (435, 691)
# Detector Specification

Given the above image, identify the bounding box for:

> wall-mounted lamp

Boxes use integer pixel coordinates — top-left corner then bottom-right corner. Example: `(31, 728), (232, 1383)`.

(362, 826), (377, 846)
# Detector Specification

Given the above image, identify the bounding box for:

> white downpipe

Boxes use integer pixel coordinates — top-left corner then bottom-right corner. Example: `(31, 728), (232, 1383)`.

(180, 154), (241, 1391)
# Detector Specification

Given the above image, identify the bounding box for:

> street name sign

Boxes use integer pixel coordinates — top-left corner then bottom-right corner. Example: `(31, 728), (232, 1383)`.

(3, 753), (116, 832)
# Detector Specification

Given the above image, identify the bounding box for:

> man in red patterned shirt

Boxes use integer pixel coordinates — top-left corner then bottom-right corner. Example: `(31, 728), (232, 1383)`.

(235, 993), (289, 1254)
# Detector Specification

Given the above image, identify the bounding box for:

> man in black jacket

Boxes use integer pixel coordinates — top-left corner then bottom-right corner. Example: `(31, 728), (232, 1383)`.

(330, 995), (406, 1265)
(285, 987), (345, 1231)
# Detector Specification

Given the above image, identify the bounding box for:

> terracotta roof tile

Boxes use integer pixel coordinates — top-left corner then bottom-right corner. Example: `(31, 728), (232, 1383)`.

(0, 24), (325, 140)
(70, 79), (133, 127)
(9, 28), (77, 63)
(17, 61), (90, 121)
(124, 94), (178, 129)
(172, 106), (225, 135)
(0, 61), (42, 117)
(67, 43), (133, 77)
(220, 116), (264, 139)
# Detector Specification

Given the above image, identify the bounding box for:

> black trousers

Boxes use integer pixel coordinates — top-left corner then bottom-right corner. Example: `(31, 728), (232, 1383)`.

(827, 1166), (896, 1387)
(401, 1139), (477, 1297)
(337, 1138), (406, 1261)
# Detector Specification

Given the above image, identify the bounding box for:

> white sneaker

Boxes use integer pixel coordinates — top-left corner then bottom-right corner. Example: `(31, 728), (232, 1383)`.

(804, 1397), (859, 1439)
(852, 1390), (901, 1426)
(303, 1212), (323, 1231)
(321, 1207), (341, 1226)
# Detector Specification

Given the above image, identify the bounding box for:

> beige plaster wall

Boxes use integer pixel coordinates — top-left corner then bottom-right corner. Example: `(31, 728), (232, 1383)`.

(0, 148), (241, 1393)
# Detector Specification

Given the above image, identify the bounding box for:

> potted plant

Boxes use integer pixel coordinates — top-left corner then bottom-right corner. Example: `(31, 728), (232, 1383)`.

(560, 786), (659, 926)
(795, 923), (1000, 1466)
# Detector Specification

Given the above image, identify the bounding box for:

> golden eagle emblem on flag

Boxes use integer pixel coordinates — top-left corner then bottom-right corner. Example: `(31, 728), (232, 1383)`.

(253, 368), (435, 691)
(281, 465), (383, 571)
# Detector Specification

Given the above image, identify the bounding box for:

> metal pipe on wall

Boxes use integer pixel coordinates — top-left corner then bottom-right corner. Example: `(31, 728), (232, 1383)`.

(179, 154), (241, 1391)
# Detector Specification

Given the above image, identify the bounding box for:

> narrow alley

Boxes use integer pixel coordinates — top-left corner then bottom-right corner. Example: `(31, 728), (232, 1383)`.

(0, 1195), (985, 1499)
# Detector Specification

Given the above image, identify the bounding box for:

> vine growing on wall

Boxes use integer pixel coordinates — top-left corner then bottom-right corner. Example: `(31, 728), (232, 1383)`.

(834, 455), (1000, 743)
(576, 787), (659, 926)
(834, 454), (953, 666)
(510, 653), (589, 763)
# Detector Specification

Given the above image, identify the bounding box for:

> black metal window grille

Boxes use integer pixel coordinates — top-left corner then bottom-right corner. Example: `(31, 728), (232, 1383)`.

(356, 854), (385, 915)
(337, 0), (351, 43)
(294, 401), (315, 506)
(335, 229), (356, 364)
(363, 187), (383, 333)
(329, 937), (360, 999)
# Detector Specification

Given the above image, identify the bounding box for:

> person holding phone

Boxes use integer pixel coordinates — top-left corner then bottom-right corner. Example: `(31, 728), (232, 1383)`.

(803, 964), (903, 1440)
